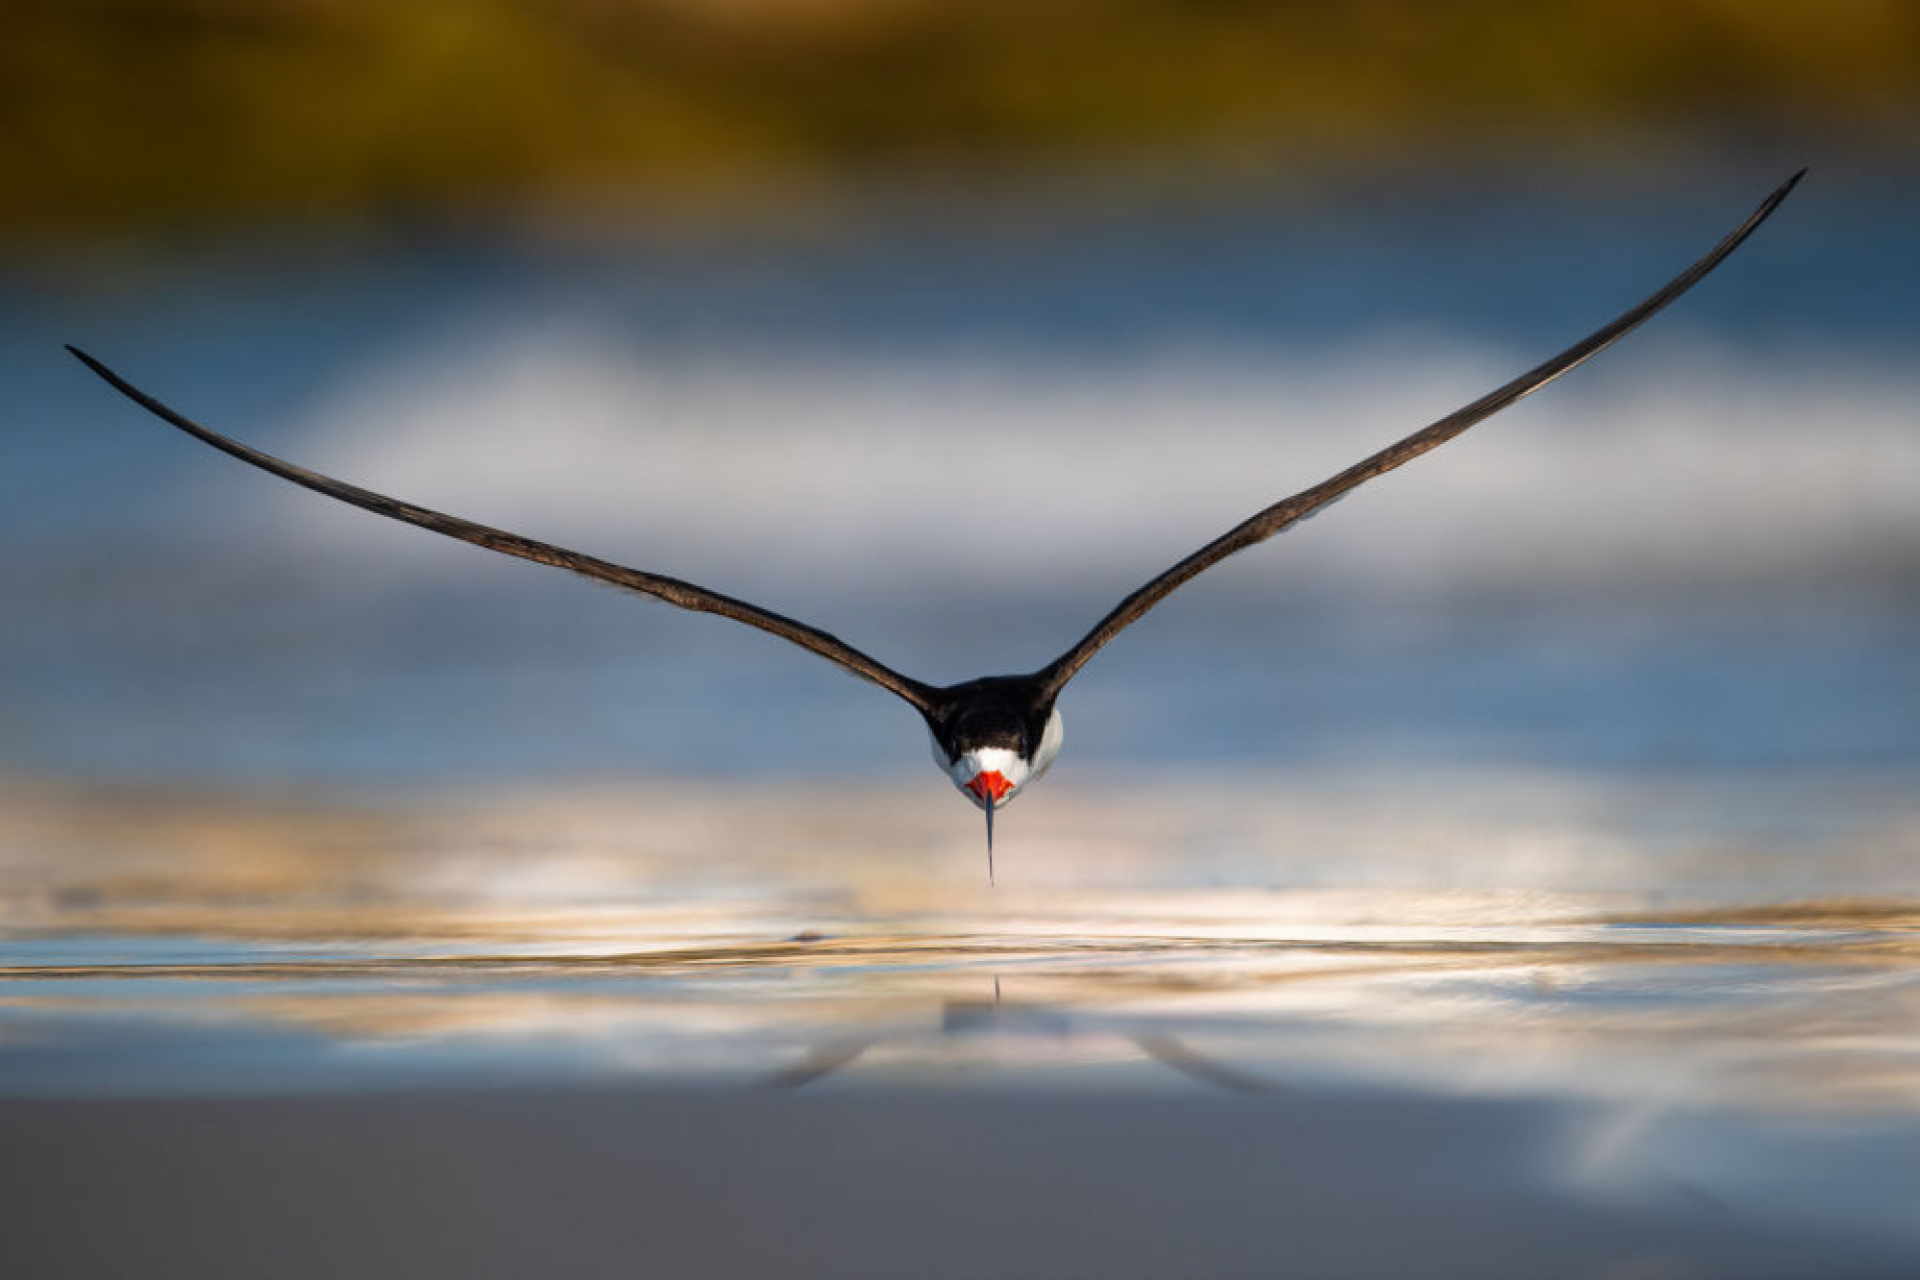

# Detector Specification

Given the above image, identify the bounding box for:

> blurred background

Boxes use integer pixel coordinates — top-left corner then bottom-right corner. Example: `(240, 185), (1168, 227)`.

(2, 0), (1916, 788)
(4, 7), (1919, 1275)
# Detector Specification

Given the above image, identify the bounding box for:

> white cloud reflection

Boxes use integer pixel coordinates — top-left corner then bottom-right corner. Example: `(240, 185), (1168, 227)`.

(280, 321), (1920, 597)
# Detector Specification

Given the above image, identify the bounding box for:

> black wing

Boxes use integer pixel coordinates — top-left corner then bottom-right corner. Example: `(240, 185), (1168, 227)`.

(67, 346), (939, 714)
(1034, 170), (1805, 703)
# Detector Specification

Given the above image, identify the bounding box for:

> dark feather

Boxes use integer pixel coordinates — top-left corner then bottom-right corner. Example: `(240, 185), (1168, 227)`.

(1031, 170), (1805, 702)
(65, 345), (939, 714)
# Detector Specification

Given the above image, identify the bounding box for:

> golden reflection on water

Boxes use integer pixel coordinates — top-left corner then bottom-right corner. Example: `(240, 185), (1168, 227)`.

(0, 772), (1915, 1105)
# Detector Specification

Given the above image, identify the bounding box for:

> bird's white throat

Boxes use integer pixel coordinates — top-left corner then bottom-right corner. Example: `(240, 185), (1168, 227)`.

(932, 707), (1065, 809)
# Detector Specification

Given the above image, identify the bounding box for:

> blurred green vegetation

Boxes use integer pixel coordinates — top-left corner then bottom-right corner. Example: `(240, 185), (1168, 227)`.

(5, 0), (1916, 238)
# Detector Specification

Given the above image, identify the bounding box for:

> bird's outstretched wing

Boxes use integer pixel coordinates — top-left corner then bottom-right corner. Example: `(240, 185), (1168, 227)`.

(66, 345), (939, 714)
(1033, 169), (1805, 702)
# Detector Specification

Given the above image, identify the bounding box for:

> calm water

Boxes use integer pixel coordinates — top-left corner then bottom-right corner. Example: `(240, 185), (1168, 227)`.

(1, 773), (1911, 1097)
(2, 771), (1917, 1271)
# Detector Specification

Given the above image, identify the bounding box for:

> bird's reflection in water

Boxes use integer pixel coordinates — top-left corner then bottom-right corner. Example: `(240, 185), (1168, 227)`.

(765, 976), (1276, 1094)
(0, 772), (1914, 1117)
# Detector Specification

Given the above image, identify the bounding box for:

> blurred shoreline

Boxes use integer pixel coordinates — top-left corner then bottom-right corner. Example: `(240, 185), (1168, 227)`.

(7, 765), (1914, 939)
(8, 1), (1920, 244)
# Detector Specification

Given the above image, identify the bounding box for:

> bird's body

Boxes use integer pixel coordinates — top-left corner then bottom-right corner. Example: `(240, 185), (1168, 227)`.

(68, 172), (1803, 877)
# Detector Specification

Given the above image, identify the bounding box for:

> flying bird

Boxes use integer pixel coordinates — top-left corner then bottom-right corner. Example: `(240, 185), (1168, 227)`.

(68, 172), (1802, 881)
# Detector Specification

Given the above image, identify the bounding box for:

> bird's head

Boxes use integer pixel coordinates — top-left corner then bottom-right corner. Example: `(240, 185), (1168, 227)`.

(925, 690), (1066, 880)
(931, 704), (1042, 809)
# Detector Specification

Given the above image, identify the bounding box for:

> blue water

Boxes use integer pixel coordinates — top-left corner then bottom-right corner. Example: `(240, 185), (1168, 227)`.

(3, 174), (1916, 786)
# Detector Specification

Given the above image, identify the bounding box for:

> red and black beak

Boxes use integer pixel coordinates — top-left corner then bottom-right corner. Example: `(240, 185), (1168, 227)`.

(984, 791), (995, 885)
(965, 771), (1013, 806)
(964, 771), (1013, 885)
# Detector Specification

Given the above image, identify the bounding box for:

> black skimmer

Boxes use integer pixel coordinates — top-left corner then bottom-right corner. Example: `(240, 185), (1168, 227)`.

(68, 172), (1802, 881)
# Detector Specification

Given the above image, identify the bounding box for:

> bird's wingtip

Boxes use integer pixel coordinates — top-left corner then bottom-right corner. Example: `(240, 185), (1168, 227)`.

(65, 344), (109, 377)
(1764, 168), (1809, 209)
